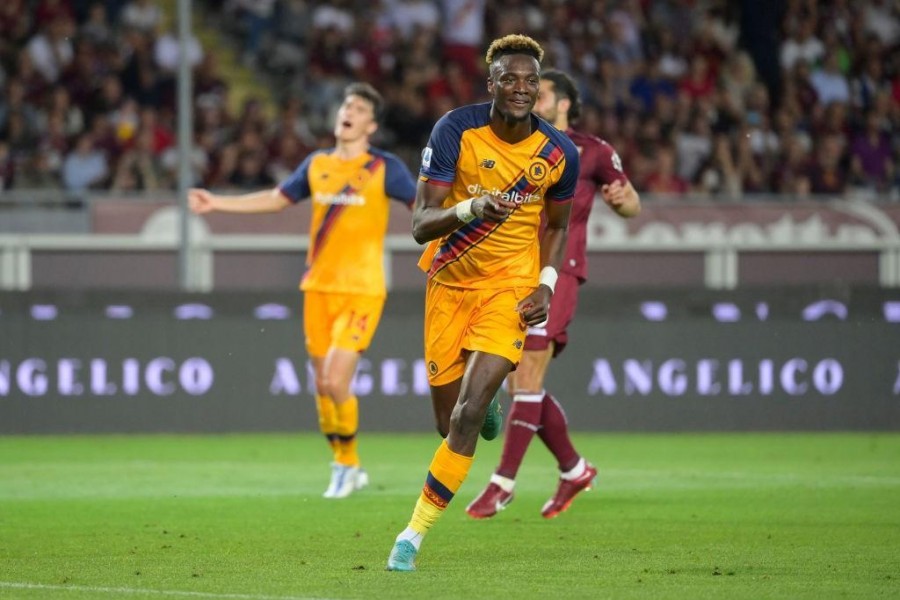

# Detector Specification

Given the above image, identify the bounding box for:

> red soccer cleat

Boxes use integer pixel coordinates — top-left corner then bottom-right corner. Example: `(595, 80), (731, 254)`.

(466, 482), (514, 519)
(541, 462), (598, 519)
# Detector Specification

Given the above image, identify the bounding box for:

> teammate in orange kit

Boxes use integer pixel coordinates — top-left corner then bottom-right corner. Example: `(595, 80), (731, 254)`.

(189, 83), (416, 500)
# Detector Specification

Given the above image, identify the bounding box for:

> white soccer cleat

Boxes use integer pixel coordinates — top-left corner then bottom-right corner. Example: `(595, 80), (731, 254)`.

(354, 468), (369, 491)
(323, 463), (359, 499)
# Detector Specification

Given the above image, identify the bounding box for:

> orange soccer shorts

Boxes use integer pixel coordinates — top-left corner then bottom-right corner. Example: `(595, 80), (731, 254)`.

(423, 279), (532, 386)
(303, 291), (385, 358)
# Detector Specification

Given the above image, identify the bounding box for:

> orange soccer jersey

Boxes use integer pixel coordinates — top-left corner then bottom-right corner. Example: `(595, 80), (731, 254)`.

(417, 102), (579, 289)
(279, 147), (416, 296)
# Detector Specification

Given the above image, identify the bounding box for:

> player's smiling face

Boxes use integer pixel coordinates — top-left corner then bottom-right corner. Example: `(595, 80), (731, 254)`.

(489, 54), (540, 123)
(333, 94), (377, 142)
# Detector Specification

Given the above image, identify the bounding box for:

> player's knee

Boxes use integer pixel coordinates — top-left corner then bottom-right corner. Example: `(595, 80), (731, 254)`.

(449, 399), (483, 432)
(317, 376), (341, 399)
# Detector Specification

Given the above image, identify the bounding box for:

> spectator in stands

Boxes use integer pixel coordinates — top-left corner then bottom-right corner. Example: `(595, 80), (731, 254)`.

(628, 57), (677, 115)
(37, 85), (84, 137)
(0, 78), (39, 134)
(780, 18), (824, 72)
(13, 147), (61, 190)
(230, 0), (277, 66)
(153, 26), (203, 74)
(193, 53), (229, 109)
(849, 111), (895, 193)
(675, 110), (712, 183)
(771, 133), (813, 196)
(266, 130), (309, 183)
(2, 109), (37, 164)
(26, 16), (75, 84)
(0, 0), (32, 65)
(644, 143), (689, 196)
(439, 0), (487, 79)
(719, 50), (757, 114)
(120, 0), (162, 34)
(810, 52), (851, 106)
(16, 49), (50, 105)
(159, 129), (210, 187)
(862, 0), (900, 47)
(81, 2), (114, 46)
(261, 0), (311, 74)
(382, 0), (440, 42)
(806, 134), (848, 195)
(735, 123), (767, 193)
(694, 133), (742, 199)
(36, 0), (75, 25)
(851, 55), (891, 113)
(34, 110), (69, 176)
(61, 132), (108, 191)
(227, 150), (274, 188)
(110, 126), (163, 191)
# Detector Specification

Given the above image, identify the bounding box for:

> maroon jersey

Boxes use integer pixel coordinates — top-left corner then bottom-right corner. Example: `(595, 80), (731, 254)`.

(562, 129), (629, 282)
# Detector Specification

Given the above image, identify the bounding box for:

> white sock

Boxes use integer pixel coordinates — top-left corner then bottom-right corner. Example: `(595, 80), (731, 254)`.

(396, 527), (424, 550)
(560, 457), (586, 481)
(490, 473), (516, 493)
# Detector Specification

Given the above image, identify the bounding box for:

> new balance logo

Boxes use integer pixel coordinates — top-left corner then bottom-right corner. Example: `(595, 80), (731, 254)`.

(479, 159), (496, 169)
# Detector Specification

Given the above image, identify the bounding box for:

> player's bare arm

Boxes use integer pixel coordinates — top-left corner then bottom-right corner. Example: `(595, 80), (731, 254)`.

(516, 198), (571, 326)
(188, 187), (292, 215)
(411, 179), (516, 244)
(601, 180), (641, 218)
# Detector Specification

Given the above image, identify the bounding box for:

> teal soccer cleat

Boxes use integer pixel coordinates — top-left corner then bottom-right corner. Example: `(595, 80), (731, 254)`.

(386, 540), (418, 572)
(480, 393), (503, 441)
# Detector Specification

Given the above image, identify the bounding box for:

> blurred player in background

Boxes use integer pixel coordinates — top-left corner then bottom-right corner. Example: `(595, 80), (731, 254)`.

(466, 69), (641, 520)
(188, 83), (416, 499)
(386, 35), (580, 571)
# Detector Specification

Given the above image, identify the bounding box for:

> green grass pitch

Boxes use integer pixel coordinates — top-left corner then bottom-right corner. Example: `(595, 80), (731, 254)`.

(1, 432), (898, 599)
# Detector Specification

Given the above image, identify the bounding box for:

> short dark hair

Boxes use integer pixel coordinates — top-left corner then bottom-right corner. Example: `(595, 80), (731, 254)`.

(541, 69), (582, 123)
(344, 82), (384, 121)
(485, 34), (544, 65)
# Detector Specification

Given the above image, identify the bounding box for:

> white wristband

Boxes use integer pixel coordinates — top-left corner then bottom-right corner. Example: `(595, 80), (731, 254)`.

(539, 266), (558, 293)
(455, 198), (475, 223)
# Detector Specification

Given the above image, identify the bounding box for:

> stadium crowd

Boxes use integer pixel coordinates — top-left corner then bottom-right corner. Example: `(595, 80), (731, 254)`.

(0, 0), (898, 199)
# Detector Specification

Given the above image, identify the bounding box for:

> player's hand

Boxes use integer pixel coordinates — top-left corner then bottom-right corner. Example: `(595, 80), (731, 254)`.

(188, 188), (216, 214)
(516, 285), (552, 327)
(472, 194), (516, 222)
(601, 180), (626, 209)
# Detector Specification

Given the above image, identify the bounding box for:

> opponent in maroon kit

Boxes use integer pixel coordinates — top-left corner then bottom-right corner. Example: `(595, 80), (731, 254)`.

(466, 69), (641, 519)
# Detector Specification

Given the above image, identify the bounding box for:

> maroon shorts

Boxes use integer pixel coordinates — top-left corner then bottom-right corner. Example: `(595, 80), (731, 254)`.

(523, 271), (580, 358)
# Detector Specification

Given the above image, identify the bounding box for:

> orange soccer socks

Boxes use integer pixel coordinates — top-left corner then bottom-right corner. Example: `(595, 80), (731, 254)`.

(334, 395), (360, 467)
(315, 394), (339, 459)
(397, 439), (474, 549)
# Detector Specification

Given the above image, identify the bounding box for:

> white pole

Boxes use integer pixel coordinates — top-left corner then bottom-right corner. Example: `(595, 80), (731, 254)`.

(176, 0), (194, 290)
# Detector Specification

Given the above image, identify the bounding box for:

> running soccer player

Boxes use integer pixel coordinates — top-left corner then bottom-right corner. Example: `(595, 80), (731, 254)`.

(466, 69), (641, 520)
(188, 83), (416, 499)
(386, 35), (580, 571)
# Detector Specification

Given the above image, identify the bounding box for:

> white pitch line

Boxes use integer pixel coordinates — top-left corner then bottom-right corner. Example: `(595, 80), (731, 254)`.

(0, 582), (337, 600)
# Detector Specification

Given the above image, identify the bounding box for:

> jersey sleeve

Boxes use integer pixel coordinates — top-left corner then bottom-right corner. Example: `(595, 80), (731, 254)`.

(546, 139), (580, 202)
(278, 151), (318, 203)
(594, 141), (629, 187)
(419, 111), (462, 185)
(383, 153), (417, 206)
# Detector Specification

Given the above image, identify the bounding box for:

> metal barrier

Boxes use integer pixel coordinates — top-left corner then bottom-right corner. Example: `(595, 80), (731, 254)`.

(1, 194), (899, 290)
